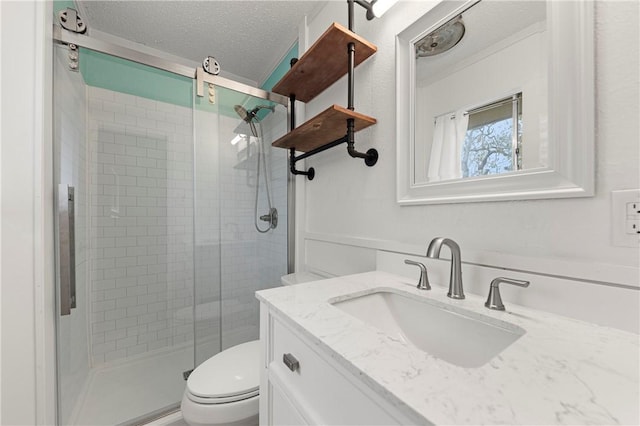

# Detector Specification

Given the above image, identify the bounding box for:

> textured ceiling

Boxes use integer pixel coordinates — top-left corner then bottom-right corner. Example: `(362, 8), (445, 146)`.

(79, 1), (327, 84)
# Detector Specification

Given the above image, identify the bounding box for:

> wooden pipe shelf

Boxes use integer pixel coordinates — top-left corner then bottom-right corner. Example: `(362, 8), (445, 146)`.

(272, 23), (377, 103)
(270, 15), (379, 180)
(272, 105), (376, 152)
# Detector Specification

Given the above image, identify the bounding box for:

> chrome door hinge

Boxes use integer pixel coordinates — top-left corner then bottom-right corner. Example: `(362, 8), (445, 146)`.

(58, 8), (87, 34)
(57, 8), (85, 72)
(67, 43), (79, 72)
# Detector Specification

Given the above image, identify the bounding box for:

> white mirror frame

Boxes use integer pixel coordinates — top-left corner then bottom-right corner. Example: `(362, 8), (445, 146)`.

(396, 0), (594, 205)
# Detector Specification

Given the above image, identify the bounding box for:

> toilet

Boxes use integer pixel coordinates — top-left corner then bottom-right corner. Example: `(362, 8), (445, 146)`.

(181, 271), (327, 426)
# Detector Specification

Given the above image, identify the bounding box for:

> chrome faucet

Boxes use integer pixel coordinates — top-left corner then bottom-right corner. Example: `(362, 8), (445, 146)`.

(426, 237), (465, 299)
(485, 277), (530, 311)
(404, 260), (431, 290)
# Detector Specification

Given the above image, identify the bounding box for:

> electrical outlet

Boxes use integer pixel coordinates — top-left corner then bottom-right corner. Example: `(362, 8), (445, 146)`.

(627, 202), (640, 216)
(626, 220), (640, 235)
(612, 190), (640, 247)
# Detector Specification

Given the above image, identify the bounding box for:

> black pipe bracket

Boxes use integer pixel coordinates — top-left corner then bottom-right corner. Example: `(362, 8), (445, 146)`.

(285, 0), (380, 180)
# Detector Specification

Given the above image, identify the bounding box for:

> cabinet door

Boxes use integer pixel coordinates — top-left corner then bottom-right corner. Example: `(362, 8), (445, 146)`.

(269, 382), (308, 426)
(269, 317), (408, 425)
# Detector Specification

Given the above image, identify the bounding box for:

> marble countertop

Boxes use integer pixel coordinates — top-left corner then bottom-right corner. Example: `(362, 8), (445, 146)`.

(256, 271), (640, 425)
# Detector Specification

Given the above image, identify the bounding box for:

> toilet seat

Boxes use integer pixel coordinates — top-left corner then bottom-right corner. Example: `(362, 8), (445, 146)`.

(181, 390), (259, 426)
(186, 388), (259, 405)
(186, 340), (260, 403)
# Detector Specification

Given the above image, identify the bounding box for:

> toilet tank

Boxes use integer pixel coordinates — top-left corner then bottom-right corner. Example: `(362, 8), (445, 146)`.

(280, 271), (329, 286)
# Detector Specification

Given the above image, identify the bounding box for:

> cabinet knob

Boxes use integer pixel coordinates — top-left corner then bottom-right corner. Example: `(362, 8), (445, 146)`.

(283, 353), (299, 372)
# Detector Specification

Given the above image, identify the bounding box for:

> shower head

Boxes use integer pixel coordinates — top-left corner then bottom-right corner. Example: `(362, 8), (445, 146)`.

(234, 104), (276, 123)
(234, 105), (251, 122)
(416, 17), (465, 57)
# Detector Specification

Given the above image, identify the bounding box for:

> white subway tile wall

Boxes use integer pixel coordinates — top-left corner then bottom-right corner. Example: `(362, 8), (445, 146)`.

(88, 87), (195, 365)
(87, 87), (288, 366)
(224, 111), (288, 351)
(193, 107), (222, 365)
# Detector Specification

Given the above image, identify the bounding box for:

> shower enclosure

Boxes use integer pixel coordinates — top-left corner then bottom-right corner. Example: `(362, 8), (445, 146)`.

(53, 20), (290, 425)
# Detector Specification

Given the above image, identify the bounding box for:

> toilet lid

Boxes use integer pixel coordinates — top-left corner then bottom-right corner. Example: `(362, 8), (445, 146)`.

(187, 340), (260, 399)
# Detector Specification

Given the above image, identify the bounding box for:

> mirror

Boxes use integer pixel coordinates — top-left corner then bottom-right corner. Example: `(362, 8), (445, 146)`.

(396, 0), (594, 205)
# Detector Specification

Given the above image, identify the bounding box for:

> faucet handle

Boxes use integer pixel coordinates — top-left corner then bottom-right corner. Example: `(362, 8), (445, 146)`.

(404, 260), (431, 290)
(485, 277), (530, 311)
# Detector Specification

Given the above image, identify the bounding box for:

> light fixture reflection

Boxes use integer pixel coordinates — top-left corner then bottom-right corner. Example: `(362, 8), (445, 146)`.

(355, 0), (398, 20)
(230, 134), (245, 145)
(371, 0), (398, 18)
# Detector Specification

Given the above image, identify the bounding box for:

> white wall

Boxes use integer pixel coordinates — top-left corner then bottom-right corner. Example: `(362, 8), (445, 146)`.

(298, 1), (639, 329)
(1, 1), (55, 424)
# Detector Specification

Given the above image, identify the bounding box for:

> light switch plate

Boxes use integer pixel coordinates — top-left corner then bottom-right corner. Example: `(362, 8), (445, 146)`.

(612, 189), (640, 248)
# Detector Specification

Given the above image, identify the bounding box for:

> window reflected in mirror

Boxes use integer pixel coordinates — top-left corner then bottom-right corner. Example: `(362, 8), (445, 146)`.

(462, 93), (522, 178)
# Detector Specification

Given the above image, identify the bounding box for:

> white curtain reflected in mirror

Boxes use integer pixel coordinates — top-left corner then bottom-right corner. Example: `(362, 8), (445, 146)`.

(428, 110), (468, 181)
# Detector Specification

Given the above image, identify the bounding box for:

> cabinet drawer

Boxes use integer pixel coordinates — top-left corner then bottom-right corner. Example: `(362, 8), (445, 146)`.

(269, 381), (308, 426)
(269, 317), (403, 425)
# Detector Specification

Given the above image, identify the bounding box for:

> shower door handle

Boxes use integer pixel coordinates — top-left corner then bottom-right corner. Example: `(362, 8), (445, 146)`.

(58, 184), (76, 316)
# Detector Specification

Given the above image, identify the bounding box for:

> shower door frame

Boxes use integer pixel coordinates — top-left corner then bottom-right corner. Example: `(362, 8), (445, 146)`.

(52, 22), (295, 292)
(51, 21), (296, 424)
(52, 25), (290, 111)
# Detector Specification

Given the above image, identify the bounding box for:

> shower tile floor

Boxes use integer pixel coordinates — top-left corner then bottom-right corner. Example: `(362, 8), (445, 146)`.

(70, 331), (253, 425)
(72, 345), (197, 425)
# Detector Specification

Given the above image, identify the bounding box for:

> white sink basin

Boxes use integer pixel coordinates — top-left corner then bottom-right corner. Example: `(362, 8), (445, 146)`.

(331, 290), (525, 368)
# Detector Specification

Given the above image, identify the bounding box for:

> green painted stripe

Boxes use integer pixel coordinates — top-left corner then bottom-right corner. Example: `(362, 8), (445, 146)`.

(80, 49), (194, 107)
(214, 42), (297, 120)
(59, 0), (296, 119)
(261, 42), (298, 92)
(53, 0), (75, 14)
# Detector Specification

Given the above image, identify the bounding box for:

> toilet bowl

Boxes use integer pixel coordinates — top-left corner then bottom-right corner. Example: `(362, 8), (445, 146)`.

(181, 340), (260, 426)
(181, 272), (329, 425)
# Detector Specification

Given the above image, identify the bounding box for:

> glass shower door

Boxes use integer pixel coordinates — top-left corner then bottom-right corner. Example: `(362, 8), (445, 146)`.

(54, 28), (290, 424)
(53, 41), (92, 426)
(53, 43), (197, 425)
(194, 86), (289, 364)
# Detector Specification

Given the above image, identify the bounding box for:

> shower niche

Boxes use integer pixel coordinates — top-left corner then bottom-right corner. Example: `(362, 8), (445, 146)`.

(271, 22), (379, 180)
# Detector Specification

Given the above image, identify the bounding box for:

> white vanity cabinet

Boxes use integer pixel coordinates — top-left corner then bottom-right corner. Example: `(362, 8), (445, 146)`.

(259, 304), (415, 426)
(257, 272), (640, 425)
